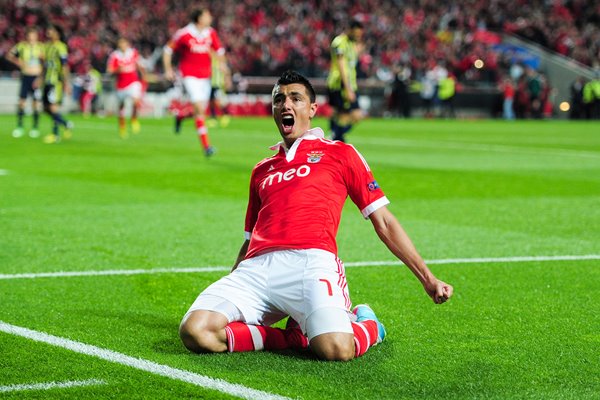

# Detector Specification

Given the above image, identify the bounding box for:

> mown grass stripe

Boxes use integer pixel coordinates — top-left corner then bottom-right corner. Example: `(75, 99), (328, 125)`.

(0, 321), (293, 400)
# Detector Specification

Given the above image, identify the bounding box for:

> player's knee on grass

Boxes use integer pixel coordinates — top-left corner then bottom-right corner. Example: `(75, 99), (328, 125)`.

(306, 307), (355, 361)
(310, 332), (355, 361)
(179, 310), (228, 353)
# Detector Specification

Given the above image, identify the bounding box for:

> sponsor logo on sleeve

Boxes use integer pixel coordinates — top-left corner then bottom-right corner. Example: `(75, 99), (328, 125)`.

(367, 180), (380, 191)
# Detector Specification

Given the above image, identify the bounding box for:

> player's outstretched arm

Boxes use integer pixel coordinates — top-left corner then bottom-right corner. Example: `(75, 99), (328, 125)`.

(368, 206), (453, 304)
(231, 240), (250, 272)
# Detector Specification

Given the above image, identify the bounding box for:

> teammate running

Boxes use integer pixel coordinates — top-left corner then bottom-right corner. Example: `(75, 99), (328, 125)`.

(107, 37), (146, 138)
(163, 8), (227, 157)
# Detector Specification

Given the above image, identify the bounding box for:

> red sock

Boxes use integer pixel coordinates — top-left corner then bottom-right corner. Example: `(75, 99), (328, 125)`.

(195, 117), (210, 149)
(225, 322), (308, 352)
(351, 320), (378, 357)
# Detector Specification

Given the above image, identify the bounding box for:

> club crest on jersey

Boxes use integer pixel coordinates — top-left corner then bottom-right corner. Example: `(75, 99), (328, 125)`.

(367, 180), (380, 192)
(307, 152), (324, 163)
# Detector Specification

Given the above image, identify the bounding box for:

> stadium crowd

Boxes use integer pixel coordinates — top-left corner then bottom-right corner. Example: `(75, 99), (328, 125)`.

(1, 0), (599, 119)
(1, 0), (599, 77)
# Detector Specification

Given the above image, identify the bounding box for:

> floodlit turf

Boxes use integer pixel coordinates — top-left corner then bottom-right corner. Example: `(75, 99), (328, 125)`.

(0, 114), (599, 399)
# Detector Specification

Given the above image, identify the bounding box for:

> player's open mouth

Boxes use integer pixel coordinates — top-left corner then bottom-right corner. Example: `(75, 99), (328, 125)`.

(282, 115), (294, 133)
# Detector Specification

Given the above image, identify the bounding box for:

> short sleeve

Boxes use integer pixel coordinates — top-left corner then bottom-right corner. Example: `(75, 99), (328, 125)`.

(59, 44), (68, 64)
(211, 29), (224, 54)
(343, 145), (389, 218)
(332, 37), (346, 56)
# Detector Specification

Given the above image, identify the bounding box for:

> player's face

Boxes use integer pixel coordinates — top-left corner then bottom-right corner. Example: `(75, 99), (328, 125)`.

(47, 28), (58, 40)
(199, 11), (213, 27)
(26, 31), (38, 43)
(272, 83), (318, 147)
(349, 27), (364, 42)
(118, 39), (129, 51)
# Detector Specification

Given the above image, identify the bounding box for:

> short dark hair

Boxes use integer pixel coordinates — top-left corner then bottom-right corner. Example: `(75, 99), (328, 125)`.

(190, 9), (205, 23)
(275, 70), (316, 103)
(47, 24), (64, 40)
(350, 20), (364, 30)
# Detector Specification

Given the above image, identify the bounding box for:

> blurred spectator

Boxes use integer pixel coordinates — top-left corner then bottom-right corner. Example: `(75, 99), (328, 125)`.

(438, 73), (457, 118)
(79, 63), (103, 117)
(420, 68), (436, 118)
(526, 67), (543, 118)
(501, 76), (515, 120)
(569, 76), (586, 119)
(583, 73), (600, 119)
(388, 63), (412, 118)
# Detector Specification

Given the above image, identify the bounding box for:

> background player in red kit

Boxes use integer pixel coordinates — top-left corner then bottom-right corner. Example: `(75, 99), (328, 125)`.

(107, 37), (145, 138)
(162, 8), (227, 157)
(179, 70), (454, 361)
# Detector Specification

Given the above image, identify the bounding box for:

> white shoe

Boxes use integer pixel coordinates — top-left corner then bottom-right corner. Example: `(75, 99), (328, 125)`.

(29, 129), (40, 138)
(12, 127), (24, 138)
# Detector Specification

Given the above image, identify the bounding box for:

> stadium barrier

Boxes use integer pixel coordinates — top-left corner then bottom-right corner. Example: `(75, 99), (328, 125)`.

(0, 75), (504, 118)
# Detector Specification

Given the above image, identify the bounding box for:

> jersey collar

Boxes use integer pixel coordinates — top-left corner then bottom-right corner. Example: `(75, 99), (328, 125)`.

(270, 127), (325, 162)
(186, 23), (210, 38)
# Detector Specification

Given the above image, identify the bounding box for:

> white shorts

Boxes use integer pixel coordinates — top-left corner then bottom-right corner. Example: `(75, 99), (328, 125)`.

(184, 249), (355, 340)
(116, 81), (142, 101)
(182, 76), (211, 103)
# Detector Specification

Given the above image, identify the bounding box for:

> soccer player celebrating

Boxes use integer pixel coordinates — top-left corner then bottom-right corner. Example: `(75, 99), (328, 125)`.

(6, 27), (44, 138)
(163, 8), (227, 157)
(327, 20), (365, 142)
(107, 37), (146, 138)
(42, 25), (73, 144)
(179, 70), (453, 361)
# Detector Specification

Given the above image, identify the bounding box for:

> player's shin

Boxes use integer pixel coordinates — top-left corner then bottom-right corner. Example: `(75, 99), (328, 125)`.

(351, 320), (379, 357)
(195, 117), (210, 148)
(17, 106), (24, 127)
(33, 110), (39, 128)
(224, 322), (308, 352)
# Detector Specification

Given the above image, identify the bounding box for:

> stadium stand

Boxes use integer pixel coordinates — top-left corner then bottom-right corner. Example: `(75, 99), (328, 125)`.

(1, 0), (598, 76)
(0, 0), (598, 118)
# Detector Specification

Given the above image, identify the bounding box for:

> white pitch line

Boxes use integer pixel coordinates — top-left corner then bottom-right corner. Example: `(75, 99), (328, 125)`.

(0, 266), (230, 280)
(0, 255), (598, 281)
(345, 254), (600, 267)
(0, 169), (9, 176)
(0, 379), (106, 393)
(0, 321), (292, 400)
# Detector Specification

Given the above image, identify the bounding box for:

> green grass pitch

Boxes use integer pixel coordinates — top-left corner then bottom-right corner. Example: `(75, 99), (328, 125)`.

(0, 114), (599, 399)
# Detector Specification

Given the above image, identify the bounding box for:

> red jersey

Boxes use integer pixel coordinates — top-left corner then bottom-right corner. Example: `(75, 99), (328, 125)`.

(244, 128), (389, 259)
(107, 48), (141, 89)
(503, 82), (515, 99)
(166, 23), (223, 78)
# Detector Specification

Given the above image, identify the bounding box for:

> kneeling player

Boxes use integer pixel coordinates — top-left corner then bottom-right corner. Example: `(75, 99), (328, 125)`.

(179, 70), (453, 361)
